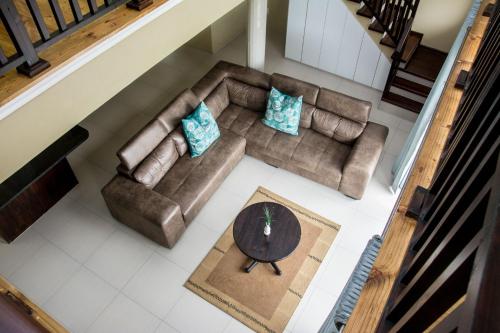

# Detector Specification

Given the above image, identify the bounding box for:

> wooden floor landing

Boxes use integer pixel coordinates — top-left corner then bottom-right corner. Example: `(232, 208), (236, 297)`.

(0, 0), (170, 109)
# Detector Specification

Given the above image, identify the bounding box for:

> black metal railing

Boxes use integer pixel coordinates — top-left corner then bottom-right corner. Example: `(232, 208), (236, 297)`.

(0, 0), (150, 78)
(362, 0), (420, 47)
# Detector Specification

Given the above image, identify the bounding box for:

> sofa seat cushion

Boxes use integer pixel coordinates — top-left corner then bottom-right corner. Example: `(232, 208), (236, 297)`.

(153, 128), (246, 223)
(245, 126), (351, 188)
(217, 104), (262, 137)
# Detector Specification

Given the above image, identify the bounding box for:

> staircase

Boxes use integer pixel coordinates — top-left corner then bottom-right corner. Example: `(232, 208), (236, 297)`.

(384, 44), (447, 113)
(345, 0), (448, 113)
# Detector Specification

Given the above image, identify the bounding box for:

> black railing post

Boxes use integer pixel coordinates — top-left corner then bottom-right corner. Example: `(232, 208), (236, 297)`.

(0, 0), (50, 77)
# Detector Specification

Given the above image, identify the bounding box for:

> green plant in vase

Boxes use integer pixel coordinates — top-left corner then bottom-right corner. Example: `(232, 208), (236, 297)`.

(263, 205), (274, 236)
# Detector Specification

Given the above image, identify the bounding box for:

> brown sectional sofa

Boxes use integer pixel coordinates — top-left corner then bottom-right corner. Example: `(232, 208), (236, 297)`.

(102, 61), (388, 248)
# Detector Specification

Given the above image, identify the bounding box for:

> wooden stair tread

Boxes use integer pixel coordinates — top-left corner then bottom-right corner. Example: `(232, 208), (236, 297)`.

(382, 92), (423, 113)
(392, 76), (431, 97)
(380, 34), (396, 48)
(402, 45), (447, 81)
(401, 31), (423, 63)
(369, 20), (384, 33)
(356, 5), (373, 18)
(369, 2), (397, 33)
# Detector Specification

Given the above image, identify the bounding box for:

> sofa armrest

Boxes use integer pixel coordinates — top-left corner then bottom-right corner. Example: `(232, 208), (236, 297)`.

(102, 175), (186, 248)
(339, 122), (389, 199)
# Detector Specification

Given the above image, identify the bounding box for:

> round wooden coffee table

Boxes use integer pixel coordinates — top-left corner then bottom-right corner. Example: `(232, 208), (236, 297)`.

(233, 202), (301, 275)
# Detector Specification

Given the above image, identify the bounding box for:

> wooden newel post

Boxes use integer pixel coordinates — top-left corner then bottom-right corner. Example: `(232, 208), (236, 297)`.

(127, 0), (153, 11)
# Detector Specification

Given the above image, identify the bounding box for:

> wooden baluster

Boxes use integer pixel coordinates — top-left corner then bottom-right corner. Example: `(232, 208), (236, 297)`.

(0, 0), (50, 77)
(390, 0), (403, 42)
(48, 0), (67, 31)
(384, 0), (395, 31)
(402, 182), (491, 285)
(387, 238), (477, 332)
(87, 0), (99, 14)
(376, 0), (385, 17)
(379, 0), (388, 25)
(414, 139), (498, 253)
(0, 47), (8, 65)
(394, 1), (410, 43)
(26, 0), (51, 42)
(69, 0), (84, 22)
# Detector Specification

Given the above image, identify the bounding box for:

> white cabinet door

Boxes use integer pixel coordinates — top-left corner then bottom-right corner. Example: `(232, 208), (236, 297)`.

(354, 34), (381, 86)
(318, 0), (347, 74)
(372, 54), (392, 90)
(285, 0), (309, 62)
(336, 14), (364, 80)
(301, 0), (329, 67)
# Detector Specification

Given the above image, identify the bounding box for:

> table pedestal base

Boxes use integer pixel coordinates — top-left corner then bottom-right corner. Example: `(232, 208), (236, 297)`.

(244, 260), (282, 275)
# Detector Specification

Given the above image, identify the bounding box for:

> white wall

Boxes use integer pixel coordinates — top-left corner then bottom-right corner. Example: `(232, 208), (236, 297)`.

(285, 0), (391, 90)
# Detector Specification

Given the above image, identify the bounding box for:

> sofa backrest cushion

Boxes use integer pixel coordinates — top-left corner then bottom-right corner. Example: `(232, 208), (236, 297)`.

(169, 127), (188, 156)
(226, 78), (268, 112)
(300, 103), (316, 129)
(192, 61), (271, 101)
(312, 110), (365, 144)
(312, 88), (371, 143)
(133, 136), (179, 188)
(204, 81), (230, 119)
(117, 89), (198, 171)
(316, 88), (371, 123)
(117, 119), (170, 170)
(270, 73), (320, 105)
(156, 89), (201, 132)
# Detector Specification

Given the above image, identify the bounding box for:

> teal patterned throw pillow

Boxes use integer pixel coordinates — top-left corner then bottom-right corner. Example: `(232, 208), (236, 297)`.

(182, 102), (220, 157)
(262, 87), (303, 136)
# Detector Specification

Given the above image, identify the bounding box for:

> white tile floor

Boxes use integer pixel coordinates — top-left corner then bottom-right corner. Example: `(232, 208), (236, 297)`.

(0, 29), (416, 333)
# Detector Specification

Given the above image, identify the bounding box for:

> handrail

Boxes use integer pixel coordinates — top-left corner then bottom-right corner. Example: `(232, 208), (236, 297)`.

(382, 17), (413, 96)
(0, 0), (150, 78)
(361, 0), (420, 46)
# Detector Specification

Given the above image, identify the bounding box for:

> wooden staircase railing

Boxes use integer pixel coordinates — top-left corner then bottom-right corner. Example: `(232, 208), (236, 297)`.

(0, 0), (151, 78)
(343, 1), (498, 331)
(382, 17), (413, 95)
(379, 3), (499, 331)
(359, 0), (420, 47)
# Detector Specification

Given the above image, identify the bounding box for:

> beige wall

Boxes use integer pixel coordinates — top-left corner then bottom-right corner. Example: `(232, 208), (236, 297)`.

(267, 0), (289, 35)
(188, 1), (248, 53)
(211, 1), (248, 52)
(0, 0), (244, 183)
(413, 0), (472, 52)
(189, 0), (289, 54)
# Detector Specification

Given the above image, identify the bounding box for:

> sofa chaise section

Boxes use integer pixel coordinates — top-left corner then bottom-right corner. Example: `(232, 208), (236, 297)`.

(102, 88), (245, 248)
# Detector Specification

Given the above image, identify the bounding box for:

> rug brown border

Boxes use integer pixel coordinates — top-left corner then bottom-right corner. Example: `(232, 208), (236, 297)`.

(184, 187), (340, 333)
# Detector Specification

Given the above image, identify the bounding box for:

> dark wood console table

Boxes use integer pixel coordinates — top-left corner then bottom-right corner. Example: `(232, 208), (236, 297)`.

(0, 126), (88, 243)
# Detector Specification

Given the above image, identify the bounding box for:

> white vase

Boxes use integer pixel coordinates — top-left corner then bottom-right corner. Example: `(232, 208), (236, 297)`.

(264, 224), (271, 236)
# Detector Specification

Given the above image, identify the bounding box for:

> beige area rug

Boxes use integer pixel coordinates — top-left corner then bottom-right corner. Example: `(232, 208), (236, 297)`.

(185, 187), (340, 333)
